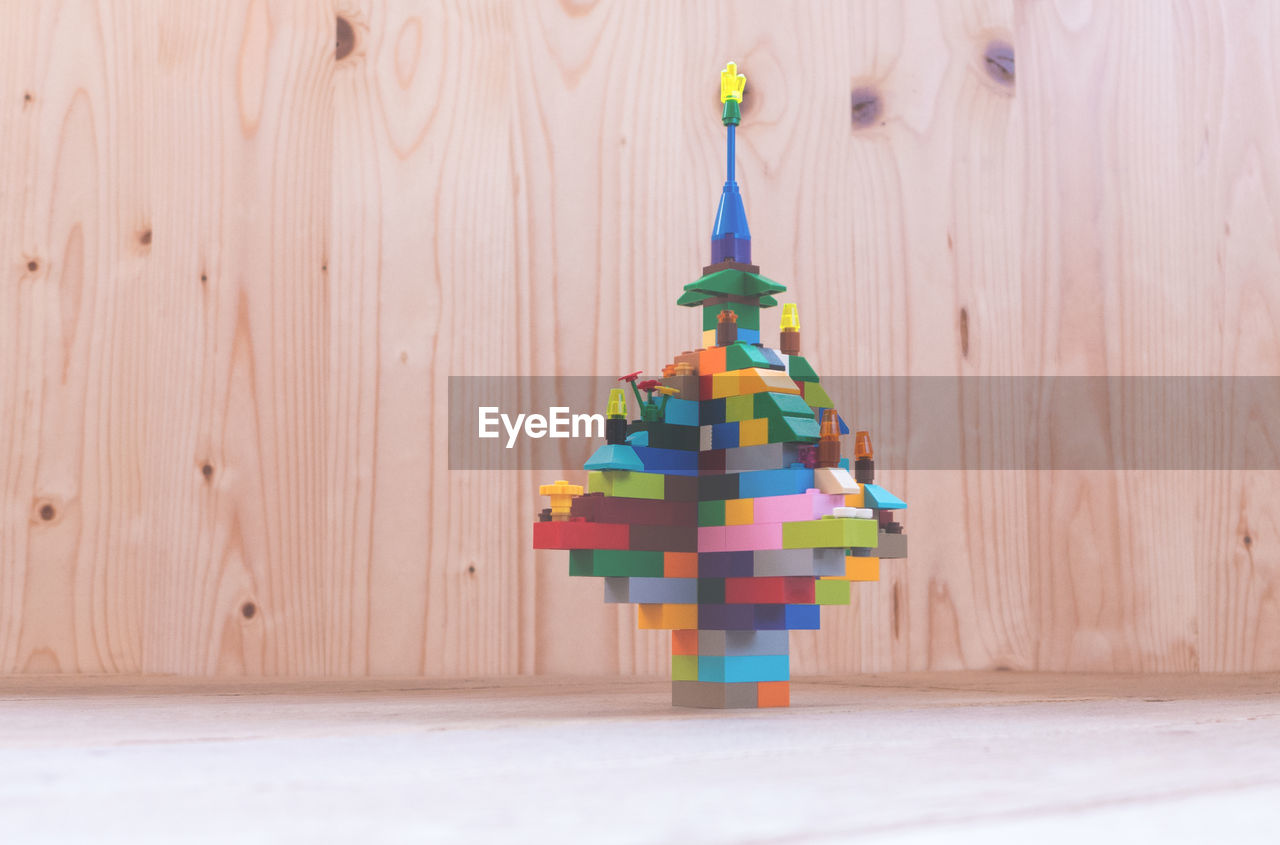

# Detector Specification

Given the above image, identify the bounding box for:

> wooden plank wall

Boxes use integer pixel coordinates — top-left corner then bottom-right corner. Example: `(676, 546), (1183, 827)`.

(2, 0), (1277, 677)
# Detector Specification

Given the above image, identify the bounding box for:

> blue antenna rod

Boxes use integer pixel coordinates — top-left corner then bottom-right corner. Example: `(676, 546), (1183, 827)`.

(712, 62), (751, 265)
(727, 123), (735, 183)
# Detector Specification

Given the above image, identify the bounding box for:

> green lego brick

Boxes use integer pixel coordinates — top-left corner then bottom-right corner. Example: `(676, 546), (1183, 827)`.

(587, 471), (609, 494)
(569, 549), (595, 577)
(698, 578), (726, 604)
(755, 391), (815, 421)
(725, 394), (755, 423)
(700, 302), (761, 332)
(671, 655), (699, 681)
(725, 342), (772, 371)
(698, 499), (726, 526)
(815, 578), (851, 605)
(782, 517), (879, 549)
(607, 471), (666, 499)
(787, 355), (820, 383)
(590, 549), (665, 577)
(768, 414), (820, 443)
(803, 381), (834, 409)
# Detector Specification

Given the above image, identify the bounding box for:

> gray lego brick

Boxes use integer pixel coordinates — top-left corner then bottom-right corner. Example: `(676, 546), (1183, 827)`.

(724, 443), (787, 472)
(875, 531), (908, 559)
(697, 630), (790, 657)
(753, 547), (846, 577)
(671, 681), (759, 709)
(603, 577), (698, 604)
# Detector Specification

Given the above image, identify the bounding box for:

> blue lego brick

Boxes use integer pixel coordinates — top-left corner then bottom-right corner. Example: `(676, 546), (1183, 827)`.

(699, 398), (727, 426)
(862, 483), (907, 509)
(699, 551), (755, 577)
(697, 654), (789, 683)
(737, 467), (814, 498)
(758, 347), (785, 370)
(664, 398), (699, 427)
(737, 328), (760, 344)
(711, 422), (739, 449)
(786, 604), (821, 629)
(632, 446), (699, 475)
(698, 603), (756, 630)
(604, 577), (697, 604)
(753, 603), (821, 630)
(697, 630), (791, 656)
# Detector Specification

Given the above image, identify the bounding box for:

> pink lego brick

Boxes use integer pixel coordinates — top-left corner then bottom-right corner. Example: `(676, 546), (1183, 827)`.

(721, 522), (783, 552)
(751, 489), (845, 523)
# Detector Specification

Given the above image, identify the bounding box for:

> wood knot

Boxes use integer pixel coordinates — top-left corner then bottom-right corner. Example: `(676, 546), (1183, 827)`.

(39, 503), (56, 521)
(241, 601), (257, 619)
(850, 87), (882, 129)
(984, 41), (1015, 86)
(201, 463), (214, 481)
(467, 564), (476, 575)
(138, 228), (152, 246)
(1244, 534), (1253, 548)
(26, 260), (39, 273)
(336, 16), (355, 61)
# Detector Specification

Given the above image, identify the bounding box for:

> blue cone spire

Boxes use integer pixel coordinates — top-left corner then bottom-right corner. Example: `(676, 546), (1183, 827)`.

(713, 63), (751, 264)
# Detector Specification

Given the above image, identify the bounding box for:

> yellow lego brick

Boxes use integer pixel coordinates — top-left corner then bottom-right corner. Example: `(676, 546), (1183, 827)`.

(736, 368), (802, 396)
(844, 488), (865, 508)
(724, 498), (755, 525)
(840, 556), (880, 581)
(638, 603), (699, 630)
(738, 417), (768, 446)
(711, 371), (741, 399)
(702, 329), (717, 348)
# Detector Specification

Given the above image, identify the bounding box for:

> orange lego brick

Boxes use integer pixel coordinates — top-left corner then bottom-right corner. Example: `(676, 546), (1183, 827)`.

(757, 681), (790, 707)
(664, 551), (699, 578)
(672, 629), (699, 655)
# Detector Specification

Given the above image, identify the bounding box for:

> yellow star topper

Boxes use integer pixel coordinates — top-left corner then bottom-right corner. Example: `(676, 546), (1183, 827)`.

(720, 61), (746, 103)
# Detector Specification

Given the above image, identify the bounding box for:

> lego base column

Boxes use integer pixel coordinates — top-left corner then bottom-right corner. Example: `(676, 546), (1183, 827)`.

(670, 630), (791, 709)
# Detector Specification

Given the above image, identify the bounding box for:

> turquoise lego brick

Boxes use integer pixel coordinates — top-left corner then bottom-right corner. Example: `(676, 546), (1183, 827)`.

(697, 654), (790, 683)
(862, 483), (907, 509)
(664, 397), (699, 426)
(725, 342), (775, 371)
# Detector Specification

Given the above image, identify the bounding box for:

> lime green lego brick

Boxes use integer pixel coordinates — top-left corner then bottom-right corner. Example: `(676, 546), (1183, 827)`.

(725, 394), (755, 423)
(569, 549), (594, 576)
(701, 302), (761, 332)
(698, 499), (726, 527)
(725, 342), (772, 371)
(787, 355), (820, 383)
(815, 579), (851, 605)
(606, 471), (665, 500)
(803, 382), (834, 409)
(587, 471), (610, 494)
(671, 655), (699, 681)
(782, 517), (879, 549)
(590, 549), (665, 577)
(755, 391), (815, 421)
(768, 414), (820, 443)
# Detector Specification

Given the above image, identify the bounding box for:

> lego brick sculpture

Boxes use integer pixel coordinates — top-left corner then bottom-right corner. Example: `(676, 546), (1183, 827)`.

(534, 62), (907, 708)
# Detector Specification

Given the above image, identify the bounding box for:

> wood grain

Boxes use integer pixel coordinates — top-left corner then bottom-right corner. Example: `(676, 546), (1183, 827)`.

(1, 0), (1277, 676)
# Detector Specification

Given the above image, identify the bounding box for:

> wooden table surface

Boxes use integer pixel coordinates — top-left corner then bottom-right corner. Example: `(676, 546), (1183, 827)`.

(1, 673), (1277, 843)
